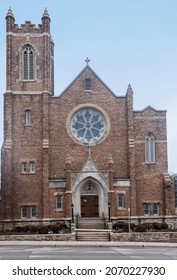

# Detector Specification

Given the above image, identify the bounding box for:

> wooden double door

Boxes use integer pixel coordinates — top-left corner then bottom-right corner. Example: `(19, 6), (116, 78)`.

(81, 195), (99, 217)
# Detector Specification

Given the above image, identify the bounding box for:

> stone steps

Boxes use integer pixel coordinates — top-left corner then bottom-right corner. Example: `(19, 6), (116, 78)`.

(77, 218), (105, 229)
(76, 229), (110, 242)
(76, 218), (110, 241)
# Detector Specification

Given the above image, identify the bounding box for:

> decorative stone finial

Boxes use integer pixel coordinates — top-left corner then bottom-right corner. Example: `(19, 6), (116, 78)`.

(126, 84), (133, 95)
(42, 8), (50, 19)
(108, 154), (113, 164)
(6, 7), (15, 19)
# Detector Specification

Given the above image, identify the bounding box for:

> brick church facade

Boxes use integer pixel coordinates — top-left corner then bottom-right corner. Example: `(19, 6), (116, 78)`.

(0, 9), (176, 230)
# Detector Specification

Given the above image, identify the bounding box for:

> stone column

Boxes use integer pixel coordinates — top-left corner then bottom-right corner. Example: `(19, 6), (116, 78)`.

(164, 174), (175, 216)
(108, 154), (115, 219)
(126, 84), (136, 217)
(65, 155), (72, 218)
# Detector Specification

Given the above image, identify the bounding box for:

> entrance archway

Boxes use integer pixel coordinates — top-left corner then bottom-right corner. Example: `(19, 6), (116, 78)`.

(72, 176), (109, 218)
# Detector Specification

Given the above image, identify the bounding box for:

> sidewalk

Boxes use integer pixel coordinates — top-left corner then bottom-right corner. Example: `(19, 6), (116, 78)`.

(0, 240), (177, 247)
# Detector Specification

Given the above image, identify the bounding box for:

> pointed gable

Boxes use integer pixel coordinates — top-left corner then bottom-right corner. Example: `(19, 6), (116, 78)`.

(81, 158), (98, 172)
(59, 65), (117, 97)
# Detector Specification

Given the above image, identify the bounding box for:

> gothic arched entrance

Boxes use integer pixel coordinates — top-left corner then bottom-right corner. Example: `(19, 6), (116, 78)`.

(72, 175), (109, 218)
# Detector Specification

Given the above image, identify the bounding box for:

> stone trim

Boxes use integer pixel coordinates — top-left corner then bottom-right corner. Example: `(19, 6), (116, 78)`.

(3, 140), (12, 149)
(43, 139), (49, 149)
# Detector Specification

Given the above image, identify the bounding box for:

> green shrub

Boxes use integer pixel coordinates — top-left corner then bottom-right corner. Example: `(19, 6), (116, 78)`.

(14, 226), (22, 232)
(161, 223), (168, 230)
(38, 226), (48, 234)
(153, 222), (162, 230)
(29, 225), (38, 233)
(21, 225), (30, 232)
(50, 224), (61, 234)
(112, 222), (124, 231)
(144, 223), (153, 231)
(123, 223), (129, 232)
(134, 224), (147, 232)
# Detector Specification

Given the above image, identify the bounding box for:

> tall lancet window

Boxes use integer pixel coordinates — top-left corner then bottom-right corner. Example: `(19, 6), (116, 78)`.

(145, 132), (155, 163)
(23, 45), (34, 80)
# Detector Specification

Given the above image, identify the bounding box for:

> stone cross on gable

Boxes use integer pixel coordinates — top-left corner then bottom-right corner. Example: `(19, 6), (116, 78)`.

(85, 57), (90, 65)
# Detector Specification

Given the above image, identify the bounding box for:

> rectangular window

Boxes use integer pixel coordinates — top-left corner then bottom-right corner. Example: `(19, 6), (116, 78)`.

(56, 195), (62, 209)
(117, 194), (124, 209)
(84, 78), (92, 91)
(144, 204), (150, 216)
(30, 162), (36, 173)
(153, 204), (159, 216)
(25, 110), (31, 126)
(31, 206), (37, 218)
(22, 162), (27, 173)
(21, 206), (27, 219)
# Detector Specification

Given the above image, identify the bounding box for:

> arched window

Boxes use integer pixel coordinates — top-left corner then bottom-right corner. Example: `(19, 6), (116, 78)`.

(23, 45), (34, 80)
(145, 132), (155, 163)
(117, 194), (124, 209)
(56, 195), (62, 210)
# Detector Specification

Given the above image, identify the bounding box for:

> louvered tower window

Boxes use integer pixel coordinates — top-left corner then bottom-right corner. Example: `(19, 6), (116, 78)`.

(23, 46), (34, 80)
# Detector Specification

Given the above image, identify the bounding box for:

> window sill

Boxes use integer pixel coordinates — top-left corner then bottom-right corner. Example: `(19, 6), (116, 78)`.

(21, 172), (36, 175)
(21, 79), (36, 83)
(144, 162), (156, 165)
(84, 90), (92, 93)
(117, 207), (126, 211)
(55, 209), (63, 212)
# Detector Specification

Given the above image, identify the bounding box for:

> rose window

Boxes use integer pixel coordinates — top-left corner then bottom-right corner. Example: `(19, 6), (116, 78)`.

(71, 108), (106, 144)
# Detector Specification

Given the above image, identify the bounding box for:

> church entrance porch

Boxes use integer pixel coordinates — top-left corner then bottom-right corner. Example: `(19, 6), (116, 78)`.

(81, 195), (99, 217)
(71, 158), (109, 219)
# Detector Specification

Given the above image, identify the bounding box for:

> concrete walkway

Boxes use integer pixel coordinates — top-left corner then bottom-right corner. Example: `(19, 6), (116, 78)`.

(0, 240), (177, 247)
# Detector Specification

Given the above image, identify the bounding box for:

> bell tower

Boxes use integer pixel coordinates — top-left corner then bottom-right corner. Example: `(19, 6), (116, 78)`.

(5, 7), (54, 94)
(1, 8), (54, 224)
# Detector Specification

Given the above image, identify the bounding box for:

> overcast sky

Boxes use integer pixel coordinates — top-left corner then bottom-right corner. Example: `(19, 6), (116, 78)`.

(0, 0), (177, 173)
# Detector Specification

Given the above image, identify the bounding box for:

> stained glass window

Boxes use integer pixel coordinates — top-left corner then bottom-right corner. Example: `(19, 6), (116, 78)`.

(71, 108), (106, 144)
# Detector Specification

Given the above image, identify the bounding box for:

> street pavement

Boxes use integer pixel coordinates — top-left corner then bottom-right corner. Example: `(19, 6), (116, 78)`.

(0, 242), (177, 259)
(0, 240), (177, 247)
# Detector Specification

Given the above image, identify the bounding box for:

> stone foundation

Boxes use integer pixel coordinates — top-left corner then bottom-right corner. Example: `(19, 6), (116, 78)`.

(111, 232), (177, 242)
(0, 232), (177, 242)
(0, 233), (75, 241)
